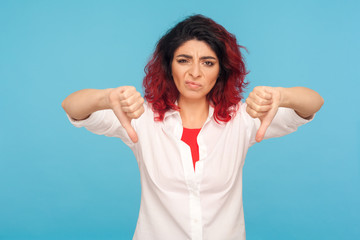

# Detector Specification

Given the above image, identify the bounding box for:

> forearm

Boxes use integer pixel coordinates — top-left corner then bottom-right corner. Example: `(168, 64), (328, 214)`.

(61, 88), (112, 120)
(279, 87), (324, 119)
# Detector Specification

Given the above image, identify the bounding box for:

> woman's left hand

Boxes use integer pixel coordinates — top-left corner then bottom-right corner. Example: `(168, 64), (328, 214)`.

(246, 86), (324, 142)
(245, 86), (282, 143)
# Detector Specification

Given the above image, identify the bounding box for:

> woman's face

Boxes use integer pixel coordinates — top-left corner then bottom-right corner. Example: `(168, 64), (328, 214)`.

(171, 39), (220, 103)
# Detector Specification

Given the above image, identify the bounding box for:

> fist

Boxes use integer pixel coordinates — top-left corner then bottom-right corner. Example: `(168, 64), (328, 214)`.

(245, 86), (282, 142)
(107, 86), (145, 143)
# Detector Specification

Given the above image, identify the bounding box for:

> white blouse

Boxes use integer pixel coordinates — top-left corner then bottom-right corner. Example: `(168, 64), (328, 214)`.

(68, 102), (312, 240)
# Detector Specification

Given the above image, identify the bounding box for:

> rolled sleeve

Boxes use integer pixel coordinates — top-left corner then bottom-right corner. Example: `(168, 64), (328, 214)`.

(66, 109), (134, 147)
(241, 103), (314, 146)
(66, 110), (106, 129)
(259, 107), (314, 139)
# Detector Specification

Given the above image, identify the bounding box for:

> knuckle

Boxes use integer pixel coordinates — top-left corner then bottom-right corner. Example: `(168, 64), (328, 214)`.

(122, 92), (129, 100)
(127, 105), (135, 112)
(127, 86), (136, 93)
(127, 112), (135, 119)
(247, 108), (257, 118)
(124, 99), (132, 106)
(132, 105), (139, 113)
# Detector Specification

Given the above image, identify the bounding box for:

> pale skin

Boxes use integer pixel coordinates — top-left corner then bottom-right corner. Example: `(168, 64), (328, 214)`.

(62, 40), (324, 143)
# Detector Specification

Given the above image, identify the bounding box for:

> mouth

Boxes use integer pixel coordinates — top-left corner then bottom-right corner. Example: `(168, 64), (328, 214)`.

(185, 81), (201, 89)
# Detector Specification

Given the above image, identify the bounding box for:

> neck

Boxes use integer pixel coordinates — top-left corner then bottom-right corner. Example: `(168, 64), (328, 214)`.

(178, 97), (209, 129)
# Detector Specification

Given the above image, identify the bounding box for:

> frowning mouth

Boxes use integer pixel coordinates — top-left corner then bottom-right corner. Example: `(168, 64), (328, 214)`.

(185, 81), (201, 89)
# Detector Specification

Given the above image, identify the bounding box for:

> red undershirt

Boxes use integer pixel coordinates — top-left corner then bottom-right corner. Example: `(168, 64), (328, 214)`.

(181, 127), (201, 171)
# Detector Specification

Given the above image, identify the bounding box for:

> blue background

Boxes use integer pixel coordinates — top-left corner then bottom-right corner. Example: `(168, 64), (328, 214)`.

(1, 0), (359, 239)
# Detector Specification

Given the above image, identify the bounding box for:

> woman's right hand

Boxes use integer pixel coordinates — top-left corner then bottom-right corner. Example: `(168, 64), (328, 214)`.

(107, 86), (145, 143)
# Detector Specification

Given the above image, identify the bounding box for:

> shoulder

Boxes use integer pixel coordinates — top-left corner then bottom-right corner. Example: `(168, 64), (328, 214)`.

(143, 102), (156, 119)
(215, 101), (256, 130)
(232, 101), (252, 122)
(132, 101), (156, 127)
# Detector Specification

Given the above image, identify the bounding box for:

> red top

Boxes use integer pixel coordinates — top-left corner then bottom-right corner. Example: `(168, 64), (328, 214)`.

(181, 127), (201, 171)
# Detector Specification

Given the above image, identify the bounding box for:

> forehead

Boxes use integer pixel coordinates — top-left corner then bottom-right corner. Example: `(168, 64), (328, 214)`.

(174, 40), (217, 58)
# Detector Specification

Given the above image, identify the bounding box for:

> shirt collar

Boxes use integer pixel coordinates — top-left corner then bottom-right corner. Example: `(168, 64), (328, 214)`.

(164, 108), (180, 120)
(163, 101), (215, 122)
(161, 102), (217, 139)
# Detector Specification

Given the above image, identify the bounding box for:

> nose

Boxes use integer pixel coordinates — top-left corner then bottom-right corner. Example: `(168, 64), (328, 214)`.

(189, 62), (201, 78)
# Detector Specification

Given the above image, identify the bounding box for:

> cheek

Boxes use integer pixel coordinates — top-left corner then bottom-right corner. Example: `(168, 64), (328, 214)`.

(208, 68), (220, 88)
(171, 63), (180, 87)
(172, 71), (181, 88)
(171, 62), (183, 78)
(208, 79), (217, 92)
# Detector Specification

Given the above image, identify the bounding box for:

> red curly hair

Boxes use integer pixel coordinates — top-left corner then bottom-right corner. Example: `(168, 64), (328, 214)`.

(143, 14), (248, 122)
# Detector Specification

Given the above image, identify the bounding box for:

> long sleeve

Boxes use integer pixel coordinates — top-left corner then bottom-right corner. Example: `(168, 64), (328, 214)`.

(66, 109), (134, 147)
(241, 103), (314, 147)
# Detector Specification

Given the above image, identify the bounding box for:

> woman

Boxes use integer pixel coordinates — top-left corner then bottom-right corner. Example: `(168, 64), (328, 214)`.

(62, 15), (323, 240)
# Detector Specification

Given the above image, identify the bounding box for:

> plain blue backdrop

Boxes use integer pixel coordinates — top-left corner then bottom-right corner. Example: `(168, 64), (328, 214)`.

(1, 0), (359, 239)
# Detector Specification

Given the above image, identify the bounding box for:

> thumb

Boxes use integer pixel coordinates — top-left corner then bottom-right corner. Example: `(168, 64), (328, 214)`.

(112, 106), (138, 143)
(255, 118), (271, 143)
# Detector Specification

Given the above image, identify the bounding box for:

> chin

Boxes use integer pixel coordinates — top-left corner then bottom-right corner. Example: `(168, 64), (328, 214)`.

(180, 92), (208, 102)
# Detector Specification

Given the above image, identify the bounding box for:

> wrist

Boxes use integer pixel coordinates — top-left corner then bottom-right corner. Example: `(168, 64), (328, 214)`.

(277, 87), (288, 108)
(98, 88), (114, 110)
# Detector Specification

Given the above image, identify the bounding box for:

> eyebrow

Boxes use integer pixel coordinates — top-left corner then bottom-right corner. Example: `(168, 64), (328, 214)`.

(175, 54), (217, 60)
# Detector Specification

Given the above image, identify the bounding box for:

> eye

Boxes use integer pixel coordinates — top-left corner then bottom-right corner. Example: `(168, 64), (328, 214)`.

(203, 61), (214, 66)
(177, 59), (188, 63)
